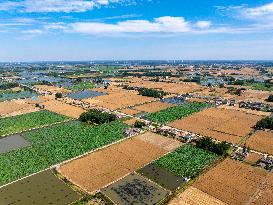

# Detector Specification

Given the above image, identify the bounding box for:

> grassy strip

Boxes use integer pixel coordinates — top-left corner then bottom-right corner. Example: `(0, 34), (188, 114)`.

(145, 102), (209, 124)
(0, 110), (70, 137)
(0, 121), (128, 185)
(155, 145), (217, 178)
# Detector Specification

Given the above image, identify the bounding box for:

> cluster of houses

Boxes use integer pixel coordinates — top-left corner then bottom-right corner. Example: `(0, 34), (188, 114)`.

(258, 155), (273, 170)
(239, 101), (273, 112)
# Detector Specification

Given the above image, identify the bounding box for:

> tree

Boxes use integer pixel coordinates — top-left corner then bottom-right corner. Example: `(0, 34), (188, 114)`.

(79, 109), (116, 125)
(196, 137), (231, 156)
(255, 117), (273, 130)
(138, 87), (167, 98)
(55, 93), (62, 99)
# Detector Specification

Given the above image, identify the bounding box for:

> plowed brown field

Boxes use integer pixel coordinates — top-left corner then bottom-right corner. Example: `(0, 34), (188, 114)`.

(246, 131), (273, 155)
(169, 108), (263, 144)
(168, 187), (227, 205)
(194, 159), (268, 205)
(42, 100), (85, 118)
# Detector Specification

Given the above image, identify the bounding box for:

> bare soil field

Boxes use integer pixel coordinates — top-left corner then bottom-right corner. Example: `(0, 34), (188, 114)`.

(128, 81), (201, 94)
(101, 173), (169, 205)
(133, 101), (175, 113)
(218, 105), (271, 117)
(250, 174), (273, 205)
(123, 118), (138, 126)
(83, 90), (155, 110)
(194, 159), (268, 205)
(244, 152), (263, 165)
(42, 100), (85, 118)
(34, 85), (71, 94)
(0, 99), (38, 118)
(168, 187), (227, 205)
(58, 132), (179, 193)
(246, 131), (273, 155)
(119, 108), (141, 115)
(169, 108), (263, 144)
(238, 90), (272, 102)
(137, 131), (182, 151)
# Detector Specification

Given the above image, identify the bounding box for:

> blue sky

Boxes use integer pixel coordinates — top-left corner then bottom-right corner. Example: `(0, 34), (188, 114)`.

(1, 0), (273, 61)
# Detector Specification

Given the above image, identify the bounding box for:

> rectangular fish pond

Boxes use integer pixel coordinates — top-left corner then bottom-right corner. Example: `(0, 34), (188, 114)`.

(67, 90), (106, 100)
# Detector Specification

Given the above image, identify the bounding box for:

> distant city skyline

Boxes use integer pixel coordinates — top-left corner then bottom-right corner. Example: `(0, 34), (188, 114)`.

(1, 0), (273, 61)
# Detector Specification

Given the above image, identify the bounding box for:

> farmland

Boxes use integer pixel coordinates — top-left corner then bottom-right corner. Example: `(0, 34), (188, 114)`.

(0, 90), (37, 102)
(0, 110), (70, 137)
(169, 108), (263, 144)
(138, 163), (186, 191)
(194, 159), (268, 205)
(68, 81), (96, 91)
(168, 187), (227, 205)
(0, 121), (128, 185)
(155, 145), (217, 178)
(133, 101), (175, 113)
(246, 130), (273, 155)
(0, 99), (38, 117)
(83, 87), (155, 110)
(42, 100), (86, 118)
(145, 102), (209, 124)
(101, 173), (169, 205)
(0, 169), (81, 205)
(58, 132), (181, 193)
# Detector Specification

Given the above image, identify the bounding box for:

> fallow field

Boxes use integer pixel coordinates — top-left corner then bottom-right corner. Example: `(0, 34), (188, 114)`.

(169, 108), (263, 144)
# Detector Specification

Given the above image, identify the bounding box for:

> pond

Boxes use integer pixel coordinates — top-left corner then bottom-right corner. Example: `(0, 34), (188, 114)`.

(67, 90), (106, 100)
(161, 97), (185, 105)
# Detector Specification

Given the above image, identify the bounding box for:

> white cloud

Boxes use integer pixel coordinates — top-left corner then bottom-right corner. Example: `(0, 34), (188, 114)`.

(244, 2), (273, 19)
(70, 16), (191, 34)
(0, 0), (125, 13)
(22, 29), (45, 34)
(196, 21), (211, 29)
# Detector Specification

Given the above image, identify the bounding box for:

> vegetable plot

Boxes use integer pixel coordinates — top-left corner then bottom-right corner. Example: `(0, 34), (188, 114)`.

(145, 102), (209, 124)
(0, 121), (128, 185)
(155, 145), (217, 178)
(0, 110), (70, 137)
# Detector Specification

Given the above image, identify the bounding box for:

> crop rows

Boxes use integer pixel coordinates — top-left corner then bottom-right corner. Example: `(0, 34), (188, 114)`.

(145, 102), (209, 124)
(155, 145), (217, 178)
(0, 110), (70, 137)
(0, 121), (128, 185)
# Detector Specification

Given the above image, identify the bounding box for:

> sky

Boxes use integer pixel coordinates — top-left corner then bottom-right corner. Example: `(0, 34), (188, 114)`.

(1, 0), (273, 61)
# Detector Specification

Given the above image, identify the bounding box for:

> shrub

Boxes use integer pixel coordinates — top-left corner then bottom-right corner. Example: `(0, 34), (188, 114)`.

(55, 92), (62, 98)
(255, 117), (273, 130)
(267, 95), (273, 102)
(134, 121), (146, 128)
(79, 109), (116, 125)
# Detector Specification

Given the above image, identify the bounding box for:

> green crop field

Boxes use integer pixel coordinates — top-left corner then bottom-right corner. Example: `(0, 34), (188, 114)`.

(0, 110), (70, 137)
(155, 145), (217, 178)
(68, 82), (96, 91)
(0, 121), (128, 185)
(145, 102), (209, 124)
